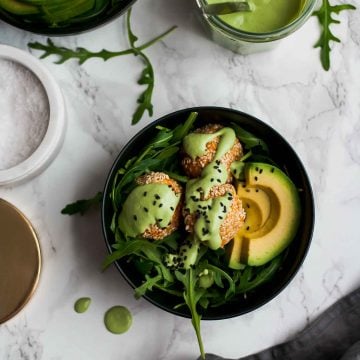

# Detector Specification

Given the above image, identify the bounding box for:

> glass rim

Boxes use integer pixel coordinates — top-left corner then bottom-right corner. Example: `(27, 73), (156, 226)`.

(196, 0), (318, 42)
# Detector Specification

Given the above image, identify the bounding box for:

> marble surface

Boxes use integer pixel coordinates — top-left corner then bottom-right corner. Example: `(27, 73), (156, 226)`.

(0, 0), (360, 359)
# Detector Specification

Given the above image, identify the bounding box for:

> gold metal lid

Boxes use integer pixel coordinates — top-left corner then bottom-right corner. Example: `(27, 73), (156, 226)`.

(0, 199), (41, 324)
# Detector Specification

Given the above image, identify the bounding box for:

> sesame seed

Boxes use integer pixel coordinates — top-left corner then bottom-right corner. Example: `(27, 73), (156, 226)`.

(246, 203), (250, 208)
(245, 189), (250, 192)
(153, 201), (156, 206)
(259, 169), (263, 174)
(155, 194), (160, 200)
(206, 220), (210, 224)
(184, 256), (187, 260)
(158, 218), (163, 222)
(211, 178), (214, 182)
(159, 204), (163, 208)
(133, 215), (137, 221)
(218, 216), (223, 219)
(170, 206), (174, 211)
(220, 202), (224, 207)
(246, 226), (250, 231)
(242, 184), (246, 188)
(216, 160), (220, 165)
(255, 189), (259, 192)
(144, 207), (148, 212)
(143, 192), (147, 196)
(234, 170), (237, 174)
(255, 167), (259, 171)
(255, 176), (258, 181)
(217, 179), (221, 183)
(208, 205), (211, 210)
(196, 188), (202, 192)
(223, 206), (227, 212)
(217, 169), (222, 173)
(271, 168), (275, 173)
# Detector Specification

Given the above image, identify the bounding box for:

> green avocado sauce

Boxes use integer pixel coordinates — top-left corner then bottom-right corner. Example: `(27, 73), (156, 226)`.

(183, 127), (236, 250)
(104, 306), (132, 334)
(207, 0), (304, 33)
(74, 297), (91, 313)
(118, 183), (181, 237)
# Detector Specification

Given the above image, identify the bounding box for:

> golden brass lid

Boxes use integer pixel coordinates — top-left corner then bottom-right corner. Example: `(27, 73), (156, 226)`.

(0, 199), (41, 324)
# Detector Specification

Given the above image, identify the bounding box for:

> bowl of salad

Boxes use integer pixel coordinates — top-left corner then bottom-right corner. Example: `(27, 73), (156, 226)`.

(0, 0), (136, 35)
(101, 107), (314, 358)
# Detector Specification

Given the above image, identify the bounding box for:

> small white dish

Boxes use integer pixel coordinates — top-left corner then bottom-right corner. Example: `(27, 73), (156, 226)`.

(0, 45), (66, 186)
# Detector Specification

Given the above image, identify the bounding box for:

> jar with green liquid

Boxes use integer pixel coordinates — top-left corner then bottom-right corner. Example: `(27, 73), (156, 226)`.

(196, 0), (317, 54)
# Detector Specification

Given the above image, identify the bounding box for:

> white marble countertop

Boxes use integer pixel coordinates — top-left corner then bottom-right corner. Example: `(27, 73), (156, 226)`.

(1, 0), (360, 359)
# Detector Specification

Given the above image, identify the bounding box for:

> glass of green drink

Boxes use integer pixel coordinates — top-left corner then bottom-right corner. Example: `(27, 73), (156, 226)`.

(196, 0), (317, 54)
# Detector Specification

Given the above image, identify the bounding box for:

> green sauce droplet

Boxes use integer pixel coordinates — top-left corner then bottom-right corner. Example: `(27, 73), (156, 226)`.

(104, 306), (132, 334)
(74, 297), (91, 313)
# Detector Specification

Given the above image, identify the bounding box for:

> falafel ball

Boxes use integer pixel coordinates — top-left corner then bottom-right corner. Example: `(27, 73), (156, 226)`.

(118, 172), (183, 241)
(183, 183), (246, 248)
(181, 124), (243, 179)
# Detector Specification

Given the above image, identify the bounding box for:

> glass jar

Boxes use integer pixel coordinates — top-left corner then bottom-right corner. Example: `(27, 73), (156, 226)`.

(195, 0), (318, 54)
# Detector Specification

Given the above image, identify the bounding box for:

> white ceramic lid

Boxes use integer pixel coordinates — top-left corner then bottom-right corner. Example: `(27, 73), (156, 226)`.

(0, 45), (66, 186)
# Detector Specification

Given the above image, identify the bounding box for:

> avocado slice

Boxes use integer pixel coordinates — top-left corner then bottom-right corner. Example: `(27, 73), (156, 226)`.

(228, 162), (300, 267)
(228, 183), (271, 269)
(0, 0), (39, 15)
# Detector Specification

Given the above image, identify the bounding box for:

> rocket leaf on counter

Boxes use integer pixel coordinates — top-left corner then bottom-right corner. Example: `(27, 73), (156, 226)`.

(126, 7), (154, 125)
(313, 0), (355, 71)
(61, 191), (102, 215)
(28, 9), (176, 124)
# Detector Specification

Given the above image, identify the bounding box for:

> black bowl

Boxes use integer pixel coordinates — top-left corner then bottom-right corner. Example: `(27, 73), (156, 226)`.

(0, 0), (136, 36)
(101, 107), (315, 320)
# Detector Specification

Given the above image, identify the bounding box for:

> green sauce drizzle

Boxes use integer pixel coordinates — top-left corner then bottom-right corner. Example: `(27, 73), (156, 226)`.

(104, 306), (132, 334)
(118, 183), (180, 237)
(74, 297), (91, 313)
(207, 0), (304, 33)
(183, 127), (237, 249)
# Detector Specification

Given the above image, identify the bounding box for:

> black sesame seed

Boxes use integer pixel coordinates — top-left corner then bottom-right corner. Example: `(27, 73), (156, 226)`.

(246, 203), (250, 208)
(168, 185), (172, 188)
(206, 220), (210, 224)
(133, 215), (137, 221)
(218, 216), (223, 219)
(211, 178), (214, 182)
(242, 184), (246, 188)
(158, 219), (163, 222)
(184, 256), (187, 260)
(228, 197), (233, 201)
(170, 206), (174, 211)
(216, 160), (221, 165)
(196, 187), (202, 192)
(246, 226), (250, 231)
(255, 167), (259, 171)
(245, 189), (250, 192)
(255, 176), (258, 181)
(217, 179), (221, 183)
(220, 202), (224, 207)
(223, 206), (227, 212)
(143, 207), (148, 212)
(214, 165), (219, 169)
(234, 169), (237, 174)
(208, 205), (212, 210)
(153, 201), (157, 206)
(143, 192), (147, 196)
(255, 189), (259, 192)
(189, 243), (193, 248)
(159, 204), (163, 208)
(259, 169), (263, 174)
(217, 169), (222, 173)
(271, 168), (275, 173)
(155, 194), (160, 200)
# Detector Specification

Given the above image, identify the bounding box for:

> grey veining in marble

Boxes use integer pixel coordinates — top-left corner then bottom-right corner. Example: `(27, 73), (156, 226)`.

(0, 0), (360, 359)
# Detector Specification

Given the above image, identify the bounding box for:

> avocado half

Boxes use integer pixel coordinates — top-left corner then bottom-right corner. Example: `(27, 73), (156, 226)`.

(228, 162), (301, 268)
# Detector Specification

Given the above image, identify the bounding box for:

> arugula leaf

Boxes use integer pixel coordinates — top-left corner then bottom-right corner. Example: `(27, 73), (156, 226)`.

(61, 192), (102, 215)
(126, 8), (155, 124)
(28, 10), (177, 125)
(176, 269), (206, 360)
(313, 0), (355, 71)
(231, 123), (269, 153)
(134, 271), (162, 299)
(28, 25), (176, 65)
